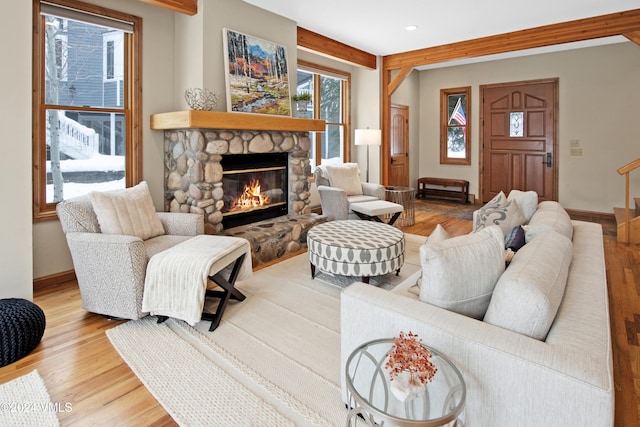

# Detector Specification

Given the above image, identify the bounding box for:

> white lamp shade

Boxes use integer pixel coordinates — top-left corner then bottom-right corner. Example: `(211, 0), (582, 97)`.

(355, 129), (381, 146)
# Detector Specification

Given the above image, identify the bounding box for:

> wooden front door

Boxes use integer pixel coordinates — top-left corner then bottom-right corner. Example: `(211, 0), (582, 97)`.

(389, 104), (409, 186)
(480, 79), (558, 203)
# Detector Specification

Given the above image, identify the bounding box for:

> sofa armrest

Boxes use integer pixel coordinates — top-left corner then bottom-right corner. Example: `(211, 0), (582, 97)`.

(316, 185), (349, 221)
(157, 212), (204, 236)
(65, 232), (147, 319)
(361, 182), (385, 199)
(341, 283), (613, 427)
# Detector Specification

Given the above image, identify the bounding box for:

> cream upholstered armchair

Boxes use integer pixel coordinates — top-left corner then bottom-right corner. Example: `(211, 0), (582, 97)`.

(314, 163), (385, 221)
(56, 182), (204, 320)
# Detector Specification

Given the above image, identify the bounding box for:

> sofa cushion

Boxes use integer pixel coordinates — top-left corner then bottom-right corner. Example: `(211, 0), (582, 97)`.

(473, 191), (526, 236)
(419, 225), (505, 319)
(525, 201), (573, 242)
(326, 163), (363, 196)
(483, 230), (573, 340)
(507, 190), (538, 223)
(88, 181), (165, 240)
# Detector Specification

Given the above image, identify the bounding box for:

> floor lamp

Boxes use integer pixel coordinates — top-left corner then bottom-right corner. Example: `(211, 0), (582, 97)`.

(355, 128), (382, 182)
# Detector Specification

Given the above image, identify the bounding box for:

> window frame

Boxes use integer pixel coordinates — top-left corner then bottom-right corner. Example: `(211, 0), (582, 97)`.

(32, 0), (142, 222)
(440, 86), (471, 165)
(297, 60), (351, 170)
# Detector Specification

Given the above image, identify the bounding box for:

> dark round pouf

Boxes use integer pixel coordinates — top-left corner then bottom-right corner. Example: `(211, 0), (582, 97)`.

(0, 298), (46, 367)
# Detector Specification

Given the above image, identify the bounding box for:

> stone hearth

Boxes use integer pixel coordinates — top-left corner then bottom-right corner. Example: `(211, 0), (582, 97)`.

(223, 213), (327, 268)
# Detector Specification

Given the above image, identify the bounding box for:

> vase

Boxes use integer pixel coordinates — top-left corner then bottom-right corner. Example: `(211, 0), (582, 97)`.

(390, 371), (426, 402)
(295, 100), (310, 117)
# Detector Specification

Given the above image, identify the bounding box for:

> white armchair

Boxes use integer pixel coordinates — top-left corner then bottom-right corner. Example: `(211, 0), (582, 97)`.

(314, 163), (386, 221)
(56, 190), (204, 320)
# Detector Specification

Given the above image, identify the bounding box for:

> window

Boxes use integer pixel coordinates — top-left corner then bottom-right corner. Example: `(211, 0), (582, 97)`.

(296, 61), (350, 170)
(33, 0), (142, 222)
(440, 87), (471, 165)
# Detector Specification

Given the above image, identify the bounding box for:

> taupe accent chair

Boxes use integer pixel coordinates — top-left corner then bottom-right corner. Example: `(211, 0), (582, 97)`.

(314, 163), (386, 221)
(56, 195), (204, 320)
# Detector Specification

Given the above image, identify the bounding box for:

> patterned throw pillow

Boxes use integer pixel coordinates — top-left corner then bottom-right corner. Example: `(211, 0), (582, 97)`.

(473, 191), (526, 236)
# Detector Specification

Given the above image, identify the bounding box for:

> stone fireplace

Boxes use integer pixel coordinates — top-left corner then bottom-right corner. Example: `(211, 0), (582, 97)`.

(163, 127), (313, 234)
(153, 110), (328, 266)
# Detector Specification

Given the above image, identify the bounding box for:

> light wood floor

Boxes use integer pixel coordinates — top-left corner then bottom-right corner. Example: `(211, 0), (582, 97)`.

(1, 199), (638, 426)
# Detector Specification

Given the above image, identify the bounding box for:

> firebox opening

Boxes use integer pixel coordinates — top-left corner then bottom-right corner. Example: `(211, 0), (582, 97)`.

(220, 153), (288, 229)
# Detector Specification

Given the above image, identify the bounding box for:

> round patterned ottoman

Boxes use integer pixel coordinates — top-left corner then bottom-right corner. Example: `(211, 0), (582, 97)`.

(0, 298), (46, 367)
(307, 220), (405, 283)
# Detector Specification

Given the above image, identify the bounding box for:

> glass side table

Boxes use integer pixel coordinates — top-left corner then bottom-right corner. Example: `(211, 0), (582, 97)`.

(385, 186), (416, 226)
(345, 338), (466, 427)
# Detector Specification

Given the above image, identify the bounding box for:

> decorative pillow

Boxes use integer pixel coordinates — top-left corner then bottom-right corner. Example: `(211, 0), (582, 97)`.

(507, 190), (538, 223)
(411, 224), (452, 296)
(419, 225), (505, 319)
(484, 231), (573, 340)
(88, 181), (165, 240)
(472, 191), (526, 236)
(427, 224), (451, 244)
(525, 201), (573, 243)
(504, 225), (526, 251)
(325, 163), (363, 196)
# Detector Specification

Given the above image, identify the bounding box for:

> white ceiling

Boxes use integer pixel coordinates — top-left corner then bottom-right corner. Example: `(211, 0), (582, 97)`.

(244, 0), (639, 63)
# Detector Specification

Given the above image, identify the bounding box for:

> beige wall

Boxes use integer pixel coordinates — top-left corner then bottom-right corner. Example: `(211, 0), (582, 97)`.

(0, 2), (33, 299)
(417, 42), (640, 211)
(32, 0), (176, 279)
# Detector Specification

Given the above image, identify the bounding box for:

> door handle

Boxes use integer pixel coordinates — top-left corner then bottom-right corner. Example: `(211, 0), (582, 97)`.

(546, 152), (552, 167)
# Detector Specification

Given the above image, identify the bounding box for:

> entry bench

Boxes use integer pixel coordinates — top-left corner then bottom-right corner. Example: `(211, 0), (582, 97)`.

(416, 177), (469, 204)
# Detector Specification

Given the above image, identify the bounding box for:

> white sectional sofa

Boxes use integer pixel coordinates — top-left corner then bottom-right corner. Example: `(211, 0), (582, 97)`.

(340, 198), (614, 426)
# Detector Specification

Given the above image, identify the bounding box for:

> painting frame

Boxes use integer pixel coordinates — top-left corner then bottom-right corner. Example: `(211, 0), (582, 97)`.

(222, 28), (292, 116)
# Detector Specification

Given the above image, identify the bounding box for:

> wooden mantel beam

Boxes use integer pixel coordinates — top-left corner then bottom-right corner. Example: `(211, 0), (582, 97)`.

(297, 27), (377, 70)
(383, 8), (640, 70)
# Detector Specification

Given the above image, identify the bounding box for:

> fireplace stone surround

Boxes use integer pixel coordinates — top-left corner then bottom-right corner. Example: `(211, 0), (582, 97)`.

(163, 127), (316, 233)
(160, 122), (328, 266)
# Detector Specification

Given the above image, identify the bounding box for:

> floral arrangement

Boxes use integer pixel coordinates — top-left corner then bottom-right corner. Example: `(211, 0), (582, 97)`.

(385, 331), (437, 386)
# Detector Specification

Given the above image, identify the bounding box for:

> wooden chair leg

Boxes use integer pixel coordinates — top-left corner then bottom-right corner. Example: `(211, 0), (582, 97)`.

(202, 253), (247, 332)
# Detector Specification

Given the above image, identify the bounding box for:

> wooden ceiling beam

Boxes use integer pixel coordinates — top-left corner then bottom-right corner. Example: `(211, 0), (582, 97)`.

(297, 27), (377, 69)
(624, 31), (640, 45)
(383, 8), (640, 70)
(138, 0), (197, 15)
(388, 67), (413, 95)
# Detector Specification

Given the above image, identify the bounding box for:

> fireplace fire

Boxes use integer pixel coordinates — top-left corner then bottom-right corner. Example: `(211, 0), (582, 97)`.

(221, 153), (288, 229)
(230, 179), (270, 211)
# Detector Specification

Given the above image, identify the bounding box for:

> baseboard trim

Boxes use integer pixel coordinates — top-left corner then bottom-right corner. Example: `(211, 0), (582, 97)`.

(565, 208), (615, 223)
(34, 270), (76, 290)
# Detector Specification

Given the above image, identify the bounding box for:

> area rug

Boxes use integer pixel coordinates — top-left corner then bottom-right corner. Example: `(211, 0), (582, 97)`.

(0, 370), (60, 427)
(415, 200), (474, 220)
(107, 233), (424, 426)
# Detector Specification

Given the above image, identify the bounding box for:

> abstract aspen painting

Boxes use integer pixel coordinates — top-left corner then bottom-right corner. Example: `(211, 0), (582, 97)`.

(223, 29), (291, 116)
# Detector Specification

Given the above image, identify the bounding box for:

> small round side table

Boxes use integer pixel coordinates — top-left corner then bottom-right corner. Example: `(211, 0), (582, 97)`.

(386, 186), (416, 226)
(345, 338), (466, 426)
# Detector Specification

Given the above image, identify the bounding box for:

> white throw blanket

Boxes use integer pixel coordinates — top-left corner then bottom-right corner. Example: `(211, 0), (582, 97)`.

(142, 235), (252, 325)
